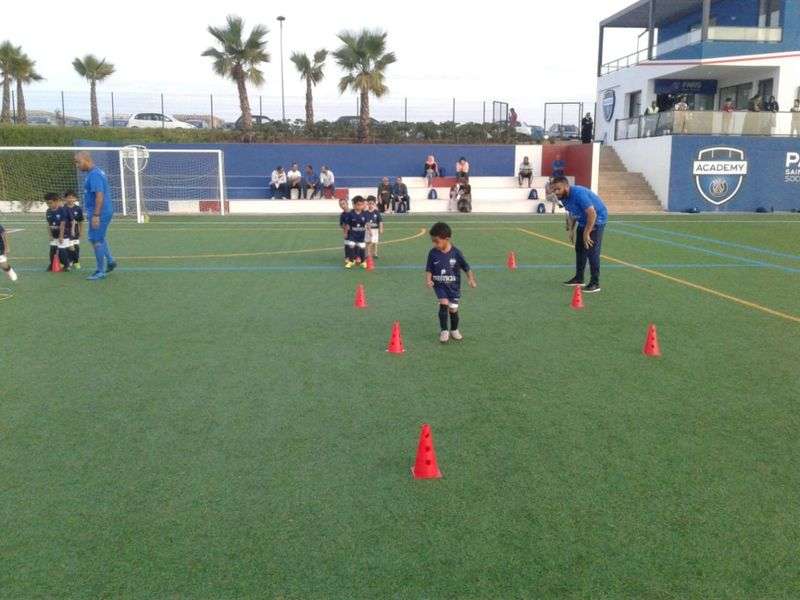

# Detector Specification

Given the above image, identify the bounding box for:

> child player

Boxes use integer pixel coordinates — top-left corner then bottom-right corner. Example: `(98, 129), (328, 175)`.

(425, 222), (477, 343)
(45, 192), (70, 271)
(338, 197), (349, 264)
(0, 222), (19, 281)
(365, 195), (383, 260)
(343, 195), (368, 269)
(63, 190), (84, 270)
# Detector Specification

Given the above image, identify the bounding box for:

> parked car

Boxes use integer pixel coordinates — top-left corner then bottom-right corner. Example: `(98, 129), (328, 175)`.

(27, 115), (55, 126)
(547, 124), (580, 140)
(103, 118), (130, 128)
(184, 119), (211, 129)
(515, 122), (546, 141)
(224, 114), (274, 130)
(127, 112), (195, 129)
(335, 115), (380, 127)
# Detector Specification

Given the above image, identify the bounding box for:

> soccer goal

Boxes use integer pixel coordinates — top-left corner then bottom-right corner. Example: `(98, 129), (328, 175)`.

(0, 146), (226, 223)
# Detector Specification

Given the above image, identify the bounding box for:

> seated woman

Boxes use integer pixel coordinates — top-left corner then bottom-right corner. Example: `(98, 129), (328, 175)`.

(518, 156), (533, 188)
(455, 156), (470, 183)
(423, 155), (440, 187)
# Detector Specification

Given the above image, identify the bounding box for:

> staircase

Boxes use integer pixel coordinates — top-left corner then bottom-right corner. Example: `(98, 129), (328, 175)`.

(598, 146), (663, 213)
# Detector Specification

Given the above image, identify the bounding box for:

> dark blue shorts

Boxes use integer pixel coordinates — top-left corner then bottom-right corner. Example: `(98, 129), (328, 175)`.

(434, 285), (460, 304)
(87, 215), (112, 243)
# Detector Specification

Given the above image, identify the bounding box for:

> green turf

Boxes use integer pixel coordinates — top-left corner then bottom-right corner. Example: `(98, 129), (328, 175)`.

(1, 213), (799, 599)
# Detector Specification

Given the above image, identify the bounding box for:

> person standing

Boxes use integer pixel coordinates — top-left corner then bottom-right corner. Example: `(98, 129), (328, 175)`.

(551, 175), (608, 294)
(721, 97), (735, 134)
(508, 108), (519, 128)
(765, 95), (779, 134)
(74, 151), (116, 281)
(644, 101), (660, 137)
(581, 112), (594, 143)
(791, 98), (800, 137)
(673, 96), (689, 134)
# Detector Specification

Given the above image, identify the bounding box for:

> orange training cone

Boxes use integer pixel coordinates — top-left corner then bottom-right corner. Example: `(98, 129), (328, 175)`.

(411, 423), (442, 479)
(51, 253), (62, 273)
(507, 251), (518, 270)
(366, 255), (375, 271)
(386, 321), (405, 354)
(570, 285), (584, 309)
(354, 284), (368, 309)
(643, 324), (661, 357)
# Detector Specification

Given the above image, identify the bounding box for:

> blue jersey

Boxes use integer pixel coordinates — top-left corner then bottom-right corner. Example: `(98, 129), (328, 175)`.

(366, 209), (382, 229)
(339, 211), (348, 228)
(563, 185), (608, 227)
(83, 166), (113, 218)
(64, 204), (84, 239)
(345, 210), (369, 243)
(0, 224), (5, 254)
(46, 206), (67, 239)
(426, 245), (470, 296)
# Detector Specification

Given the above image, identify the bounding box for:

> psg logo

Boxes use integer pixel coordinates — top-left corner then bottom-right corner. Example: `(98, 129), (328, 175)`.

(708, 177), (728, 199)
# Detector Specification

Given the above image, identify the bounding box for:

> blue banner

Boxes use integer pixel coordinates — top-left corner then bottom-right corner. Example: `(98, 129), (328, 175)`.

(655, 79), (718, 96)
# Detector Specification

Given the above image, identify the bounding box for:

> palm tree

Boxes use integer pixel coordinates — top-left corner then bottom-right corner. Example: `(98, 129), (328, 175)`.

(333, 29), (396, 142)
(72, 55), (115, 127)
(10, 51), (42, 125)
(0, 42), (19, 123)
(202, 15), (269, 132)
(290, 49), (327, 129)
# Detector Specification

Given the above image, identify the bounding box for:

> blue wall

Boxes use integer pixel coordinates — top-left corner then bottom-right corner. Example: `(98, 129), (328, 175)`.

(658, 0), (800, 60)
(80, 141), (517, 199)
(668, 135), (800, 212)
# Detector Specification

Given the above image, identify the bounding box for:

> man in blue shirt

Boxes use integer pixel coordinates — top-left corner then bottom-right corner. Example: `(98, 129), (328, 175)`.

(74, 151), (117, 280)
(551, 175), (608, 293)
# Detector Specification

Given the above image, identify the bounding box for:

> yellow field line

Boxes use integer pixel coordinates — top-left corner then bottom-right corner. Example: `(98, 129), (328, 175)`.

(12, 228), (428, 261)
(517, 227), (800, 325)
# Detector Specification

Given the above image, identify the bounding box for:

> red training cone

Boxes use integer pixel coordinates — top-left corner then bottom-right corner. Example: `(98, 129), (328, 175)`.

(354, 284), (368, 309)
(507, 251), (518, 271)
(570, 285), (584, 309)
(366, 255), (375, 271)
(51, 253), (62, 273)
(386, 321), (405, 354)
(411, 423), (442, 479)
(643, 324), (661, 357)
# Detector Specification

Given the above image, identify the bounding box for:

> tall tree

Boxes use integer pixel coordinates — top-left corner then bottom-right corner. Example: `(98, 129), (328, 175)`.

(333, 29), (395, 142)
(0, 41), (19, 123)
(202, 15), (269, 132)
(290, 49), (327, 129)
(10, 51), (42, 125)
(72, 55), (115, 127)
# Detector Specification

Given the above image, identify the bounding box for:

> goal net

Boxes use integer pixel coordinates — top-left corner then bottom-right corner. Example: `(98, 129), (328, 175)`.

(0, 146), (226, 222)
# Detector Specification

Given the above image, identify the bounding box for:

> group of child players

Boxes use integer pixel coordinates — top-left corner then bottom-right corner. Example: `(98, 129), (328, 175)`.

(45, 190), (84, 272)
(339, 194), (477, 343)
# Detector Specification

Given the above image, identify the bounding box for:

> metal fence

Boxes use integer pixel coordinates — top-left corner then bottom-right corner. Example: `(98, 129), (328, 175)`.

(7, 89), (531, 128)
(615, 110), (800, 140)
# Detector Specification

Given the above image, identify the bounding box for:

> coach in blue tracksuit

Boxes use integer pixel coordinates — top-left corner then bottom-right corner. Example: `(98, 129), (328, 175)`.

(550, 175), (608, 294)
(74, 151), (117, 281)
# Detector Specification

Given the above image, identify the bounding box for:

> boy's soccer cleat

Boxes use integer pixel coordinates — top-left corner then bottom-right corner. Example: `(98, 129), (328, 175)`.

(6, 268), (18, 282)
(344, 260), (354, 269)
(439, 330), (450, 343)
(563, 277), (584, 286)
(583, 283), (601, 293)
(86, 271), (106, 281)
(450, 329), (463, 341)
(106, 261), (117, 273)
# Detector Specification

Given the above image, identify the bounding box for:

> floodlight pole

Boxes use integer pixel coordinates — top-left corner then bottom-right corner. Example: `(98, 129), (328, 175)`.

(277, 16), (286, 122)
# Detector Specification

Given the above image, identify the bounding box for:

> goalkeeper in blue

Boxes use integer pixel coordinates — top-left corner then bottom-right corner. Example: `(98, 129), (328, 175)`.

(74, 151), (117, 281)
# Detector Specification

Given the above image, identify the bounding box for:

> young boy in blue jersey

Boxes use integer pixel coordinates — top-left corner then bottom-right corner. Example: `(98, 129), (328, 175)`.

(365, 195), (384, 259)
(45, 192), (70, 271)
(425, 222), (477, 343)
(343, 196), (369, 269)
(0, 223), (19, 281)
(63, 190), (84, 270)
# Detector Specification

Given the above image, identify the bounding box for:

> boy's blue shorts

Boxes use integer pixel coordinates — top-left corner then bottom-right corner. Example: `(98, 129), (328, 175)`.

(434, 285), (460, 304)
(87, 215), (112, 243)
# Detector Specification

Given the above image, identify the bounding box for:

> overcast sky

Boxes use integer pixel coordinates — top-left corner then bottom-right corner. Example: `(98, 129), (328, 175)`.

(1, 0), (641, 123)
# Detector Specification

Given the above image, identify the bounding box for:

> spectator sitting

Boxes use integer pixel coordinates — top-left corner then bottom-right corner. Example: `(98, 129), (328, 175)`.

(518, 156), (533, 188)
(391, 176), (410, 213)
(551, 154), (566, 178)
(455, 156), (470, 183)
(286, 163), (302, 198)
(423, 155), (439, 188)
(377, 176), (393, 212)
(319, 165), (336, 198)
(448, 183), (471, 213)
(270, 165), (287, 199)
(303, 164), (317, 198)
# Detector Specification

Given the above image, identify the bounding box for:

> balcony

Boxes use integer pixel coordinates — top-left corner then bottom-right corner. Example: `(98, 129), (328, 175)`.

(614, 110), (800, 140)
(601, 26), (783, 75)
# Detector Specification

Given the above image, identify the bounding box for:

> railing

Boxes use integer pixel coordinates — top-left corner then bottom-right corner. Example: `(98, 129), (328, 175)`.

(615, 110), (800, 140)
(600, 48), (650, 76)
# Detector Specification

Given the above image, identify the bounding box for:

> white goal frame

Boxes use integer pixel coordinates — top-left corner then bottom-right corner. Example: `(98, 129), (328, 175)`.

(0, 146), (227, 223)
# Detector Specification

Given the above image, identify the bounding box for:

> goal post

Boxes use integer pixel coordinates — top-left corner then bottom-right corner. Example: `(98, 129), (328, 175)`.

(0, 146), (227, 222)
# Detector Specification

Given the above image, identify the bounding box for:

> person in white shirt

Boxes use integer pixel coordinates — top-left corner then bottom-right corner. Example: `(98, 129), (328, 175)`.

(286, 163), (302, 199)
(791, 98), (800, 137)
(270, 166), (287, 199)
(320, 165), (336, 198)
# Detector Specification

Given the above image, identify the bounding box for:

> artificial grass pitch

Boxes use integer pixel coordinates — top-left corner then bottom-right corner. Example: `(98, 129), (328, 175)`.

(1, 213), (799, 598)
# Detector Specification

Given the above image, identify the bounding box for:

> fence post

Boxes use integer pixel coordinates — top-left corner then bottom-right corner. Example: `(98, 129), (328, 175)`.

(11, 89), (15, 122)
(111, 92), (115, 127)
(259, 95), (263, 117)
(404, 97), (407, 123)
(482, 101), (486, 125)
(161, 93), (165, 129)
(210, 94), (215, 129)
(60, 91), (66, 127)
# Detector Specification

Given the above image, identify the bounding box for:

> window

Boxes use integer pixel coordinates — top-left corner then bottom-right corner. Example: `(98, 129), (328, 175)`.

(758, 78), (774, 99)
(719, 83), (753, 110)
(628, 91), (642, 117)
(759, 0), (781, 27)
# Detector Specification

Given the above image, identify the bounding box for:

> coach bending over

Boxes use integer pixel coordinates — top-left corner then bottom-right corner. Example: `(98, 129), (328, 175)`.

(550, 175), (608, 294)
